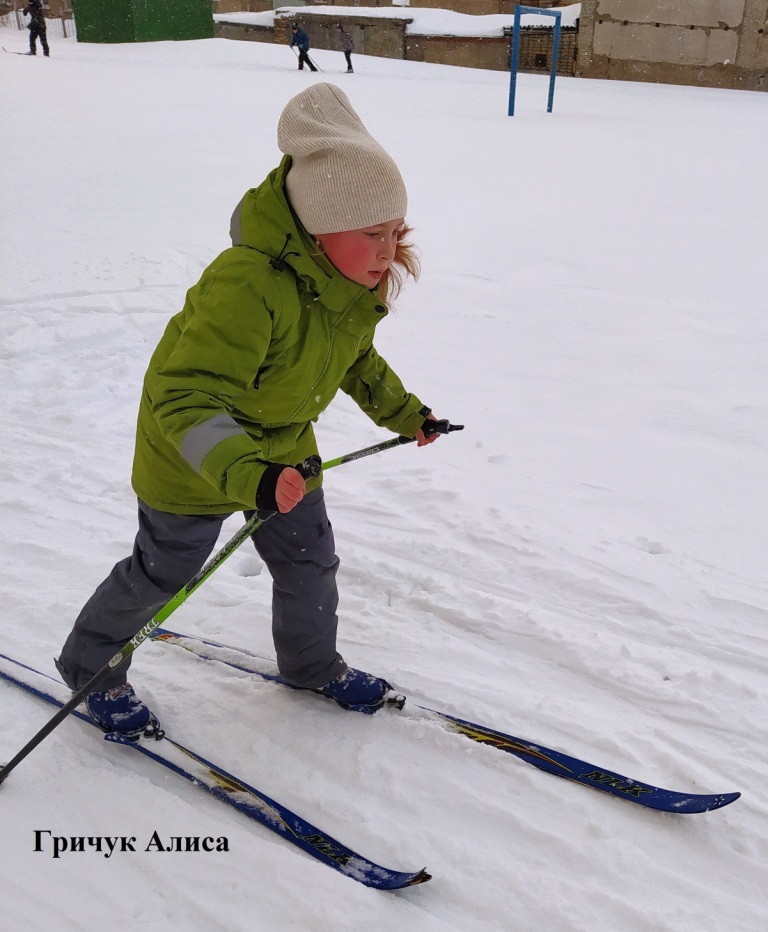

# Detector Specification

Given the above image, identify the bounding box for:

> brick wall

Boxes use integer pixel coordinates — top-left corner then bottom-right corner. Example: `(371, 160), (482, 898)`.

(211, 0), (270, 12)
(407, 32), (509, 69)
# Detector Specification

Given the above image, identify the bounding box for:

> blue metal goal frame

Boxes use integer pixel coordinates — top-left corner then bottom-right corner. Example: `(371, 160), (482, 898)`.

(508, 5), (562, 116)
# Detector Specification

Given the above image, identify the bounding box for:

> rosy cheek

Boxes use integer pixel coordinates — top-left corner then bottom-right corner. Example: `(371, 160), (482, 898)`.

(351, 244), (371, 266)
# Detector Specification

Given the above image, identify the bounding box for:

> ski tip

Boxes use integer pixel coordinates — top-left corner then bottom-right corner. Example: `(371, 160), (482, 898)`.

(667, 790), (741, 814)
(706, 791), (741, 811)
(376, 867), (431, 889)
(368, 866), (431, 889)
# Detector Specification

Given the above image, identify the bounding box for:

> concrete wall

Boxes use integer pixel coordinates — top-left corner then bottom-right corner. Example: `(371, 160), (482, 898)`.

(577, 0), (768, 90)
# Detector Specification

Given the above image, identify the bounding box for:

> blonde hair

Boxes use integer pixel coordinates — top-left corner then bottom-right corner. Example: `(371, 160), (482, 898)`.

(378, 225), (420, 303)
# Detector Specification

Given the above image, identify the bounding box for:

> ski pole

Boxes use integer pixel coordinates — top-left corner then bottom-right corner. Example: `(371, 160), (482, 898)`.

(0, 421), (463, 784)
(291, 46), (323, 73)
(318, 419), (463, 471)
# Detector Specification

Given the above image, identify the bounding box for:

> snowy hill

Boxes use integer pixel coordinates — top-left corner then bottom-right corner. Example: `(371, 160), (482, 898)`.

(1, 29), (767, 932)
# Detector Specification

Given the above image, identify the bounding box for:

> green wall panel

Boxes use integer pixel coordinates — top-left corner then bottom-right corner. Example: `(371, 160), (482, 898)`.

(74, 0), (213, 44)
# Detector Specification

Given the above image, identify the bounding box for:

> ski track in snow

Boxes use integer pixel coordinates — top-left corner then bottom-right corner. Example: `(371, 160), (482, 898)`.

(3, 274), (767, 930)
(2, 29), (767, 932)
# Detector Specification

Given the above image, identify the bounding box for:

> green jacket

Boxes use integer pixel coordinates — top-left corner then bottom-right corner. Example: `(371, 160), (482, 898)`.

(132, 157), (428, 515)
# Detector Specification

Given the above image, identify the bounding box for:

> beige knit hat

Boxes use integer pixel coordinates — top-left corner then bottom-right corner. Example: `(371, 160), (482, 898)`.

(278, 83), (407, 235)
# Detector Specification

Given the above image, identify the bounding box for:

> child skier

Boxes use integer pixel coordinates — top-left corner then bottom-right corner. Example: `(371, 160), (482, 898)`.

(289, 23), (318, 72)
(56, 83), (445, 739)
(336, 23), (355, 73)
(23, 0), (49, 56)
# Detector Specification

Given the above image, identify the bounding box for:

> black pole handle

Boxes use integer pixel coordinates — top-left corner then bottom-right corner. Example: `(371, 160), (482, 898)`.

(421, 419), (464, 438)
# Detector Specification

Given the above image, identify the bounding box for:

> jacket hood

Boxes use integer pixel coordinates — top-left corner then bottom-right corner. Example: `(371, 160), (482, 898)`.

(228, 155), (378, 313)
(229, 156), (301, 252)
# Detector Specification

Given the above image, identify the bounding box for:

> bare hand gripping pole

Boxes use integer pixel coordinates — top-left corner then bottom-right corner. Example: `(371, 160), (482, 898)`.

(0, 421), (463, 784)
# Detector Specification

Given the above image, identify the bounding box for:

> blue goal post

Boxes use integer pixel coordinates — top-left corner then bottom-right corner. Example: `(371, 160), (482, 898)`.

(508, 5), (562, 116)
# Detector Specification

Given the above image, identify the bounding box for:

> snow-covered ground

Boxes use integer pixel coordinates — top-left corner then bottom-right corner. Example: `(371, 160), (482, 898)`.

(1, 28), (767, 932)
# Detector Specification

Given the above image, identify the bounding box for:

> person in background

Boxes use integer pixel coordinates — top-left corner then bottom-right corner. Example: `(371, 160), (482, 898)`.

(23, 0), (49, 57)
(289, 23), (318, 72)
(336, 23), (354, 74)
(56, 83), (447, 739)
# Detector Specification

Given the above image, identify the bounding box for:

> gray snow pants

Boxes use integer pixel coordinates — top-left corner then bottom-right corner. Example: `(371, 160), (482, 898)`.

(56, 489), (345, 693)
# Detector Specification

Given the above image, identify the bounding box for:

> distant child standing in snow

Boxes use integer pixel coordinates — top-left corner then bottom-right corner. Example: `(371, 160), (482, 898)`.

(336, 23), (355, 73)
(56, 83), (445, 739)
(23, 0), (49, 57)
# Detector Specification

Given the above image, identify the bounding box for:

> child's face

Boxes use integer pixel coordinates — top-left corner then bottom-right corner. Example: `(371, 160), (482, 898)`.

(316, 219), (404, 289)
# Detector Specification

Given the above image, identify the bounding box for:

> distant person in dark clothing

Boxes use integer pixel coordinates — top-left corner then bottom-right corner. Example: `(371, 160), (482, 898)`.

(289, 24), (317, 72)
(23, 0), (49, 57)
(336, 24), (354, 74)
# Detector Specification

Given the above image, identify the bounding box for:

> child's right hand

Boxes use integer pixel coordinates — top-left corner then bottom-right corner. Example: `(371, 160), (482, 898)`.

(275, 467), (306, 513)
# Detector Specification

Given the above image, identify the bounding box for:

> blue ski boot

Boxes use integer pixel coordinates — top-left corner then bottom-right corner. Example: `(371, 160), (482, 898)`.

(317, 668), (405, 714)
(85, 683), (163, 741)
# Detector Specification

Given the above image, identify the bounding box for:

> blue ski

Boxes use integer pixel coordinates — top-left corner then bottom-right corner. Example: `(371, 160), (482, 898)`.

(151, 628), (740, 815)
(0, 653), (429, 890)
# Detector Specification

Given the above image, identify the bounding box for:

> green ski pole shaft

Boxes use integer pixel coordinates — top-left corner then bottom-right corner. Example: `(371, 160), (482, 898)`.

(0, 421), (463, 784)
(320, 434), (413, 471)
(318, 420), (464, 472)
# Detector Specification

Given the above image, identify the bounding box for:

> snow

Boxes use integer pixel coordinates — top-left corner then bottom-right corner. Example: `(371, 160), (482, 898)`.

(2, 26), (767, 932)
(216, 3), (582, 36)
